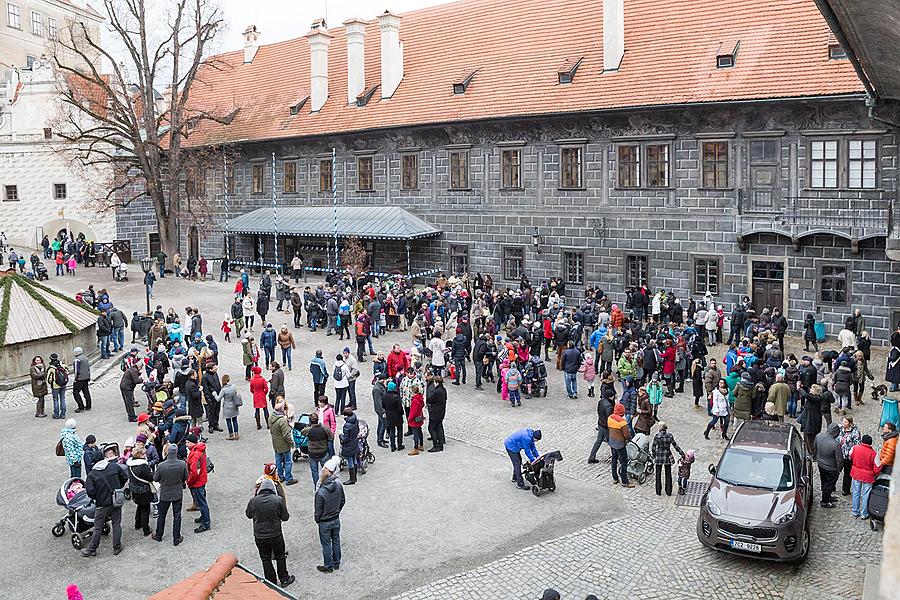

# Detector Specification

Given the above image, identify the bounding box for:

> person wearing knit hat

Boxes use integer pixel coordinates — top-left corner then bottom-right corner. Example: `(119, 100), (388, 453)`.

(504, 428), (542, 490)
(315, 454), (345, 573)
(153, 443), (188, 545)
(245, 475), (294, 588)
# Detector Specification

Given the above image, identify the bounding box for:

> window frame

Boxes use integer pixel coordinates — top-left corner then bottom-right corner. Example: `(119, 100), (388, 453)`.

(7, 3), (20, 29)
(30, 10), (41, 36)
(701, 140), (730, 189)
(645, 144), (670, 188)
(616, 144), (641, 188)
(562, 250), (585, 286)
(401, 152), (419, 191)
(47, 15), (56, 39)
(283, 160), (297, 194)
(3, 184), (18, 201)
(449, 150), (470, 190)
(624, 253), (650, 289)
(502, 245), (525, 281)
(356, 155), (374, 192)
(319, 159), (334, 193)
(559, 145), (584, 190)
(53, 183), (67, 200)
(808, 138), (839, 189)
(691, 255), (721, 296)
(817, 261), (850, 307)
(250, 162), (265, 194)
(847, 138), (878, 189)
(500, 148), (522, 190)
(449, 244), (469, 275)
(225, 164), (236, 195)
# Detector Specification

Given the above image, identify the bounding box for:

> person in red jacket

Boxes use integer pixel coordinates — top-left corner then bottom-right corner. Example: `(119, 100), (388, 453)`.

(407, 387), (425, 455)
(542, 315), (553, 361)
(250, 366), (269, 430)
(387, 344), (410, 379)
(849, 434), (880, 519)
(185, 434), (210, 533)
(610, 304), (625, 331)
(660, 339), (677, 398)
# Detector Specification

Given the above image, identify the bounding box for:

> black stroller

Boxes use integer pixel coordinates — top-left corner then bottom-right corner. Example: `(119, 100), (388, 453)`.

(523, 356), (549, 398)
(869, 472), (891, 531)
(51, 477), (110, 550)
(34, 261), (49, 281)
(523, 450), (563, 496)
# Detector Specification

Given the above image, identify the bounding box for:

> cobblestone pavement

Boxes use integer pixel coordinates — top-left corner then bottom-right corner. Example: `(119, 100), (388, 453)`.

(8, 271), (887, 600)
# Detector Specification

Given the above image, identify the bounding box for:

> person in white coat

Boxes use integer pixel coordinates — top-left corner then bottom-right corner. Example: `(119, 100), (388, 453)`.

(704, 378), (730, 440)
(651, 292), (662, 322)
(428, 331), (446, 377)
(332, 355), (351, 414)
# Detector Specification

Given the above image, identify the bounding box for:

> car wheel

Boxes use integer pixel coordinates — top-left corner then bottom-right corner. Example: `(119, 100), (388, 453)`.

(798, 528), (810, 562)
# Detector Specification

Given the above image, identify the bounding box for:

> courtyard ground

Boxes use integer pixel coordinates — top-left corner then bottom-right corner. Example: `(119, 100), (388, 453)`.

(0, 269), (885, 600)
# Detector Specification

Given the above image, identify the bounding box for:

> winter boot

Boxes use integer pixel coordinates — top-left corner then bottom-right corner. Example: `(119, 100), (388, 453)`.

(408, 448), (420, 456)
(35, 396), (46, 418)
(255, 414), (262, 430)
(345, 468), (357, 485)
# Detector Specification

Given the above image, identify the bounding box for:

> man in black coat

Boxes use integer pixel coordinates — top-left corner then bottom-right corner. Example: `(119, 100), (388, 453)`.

(451, 331), (469, 386)
(588, 374), (616, 463)
(246, 478), (294, 587)
(472, 335), (489, 391)
(153, 444), (188, 545)
(771, 308), (789, 353)
(119, 362), (142, 422)
(426, 377), (448, 452)
(97, 310), (113, 359)
(728, 305), (746, 345)
(82, 445), (127, 557)
(202, 363), (223, 433)
(381, 382), (405, 452)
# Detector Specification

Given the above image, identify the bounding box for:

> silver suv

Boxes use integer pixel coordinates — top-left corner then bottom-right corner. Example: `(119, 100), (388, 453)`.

(697, 420), (813, 561)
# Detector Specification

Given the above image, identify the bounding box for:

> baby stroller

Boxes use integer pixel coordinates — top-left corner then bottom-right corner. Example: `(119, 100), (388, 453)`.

(34, 261), (49, 281)
(523, 356), (548, 398)
(869, 472), (892, 531)
(344, 419), (376, 475)
(524, 450), (563, 496)
(51, 477), (109, 550)
(291, 415), (311, 462)
(626, 432), (654, 484)
(114, 263), (128, 281)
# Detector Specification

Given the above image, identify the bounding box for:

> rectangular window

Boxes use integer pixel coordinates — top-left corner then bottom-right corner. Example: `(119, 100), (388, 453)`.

(26, 54), (35, 68)
(47, 16), (56, 39)
(53, 183), (66, 199)
(319, 159), (333, 192)
(810, 140), (838, 188)
(357, 156), (374, 192)
(251, 163), (264, 194)
(701, 142), (729, 188)
(30, 10), (41, 35)
(502, 246), (524, 280)
(7, 3), (20, 29)
(283, 161), (297, 193)
(3, 184), (18, 201)
(693, 257), (720, 295)
(617, 145), (640, 188)
(225, 165), (235, 194)
(450, 151), (469, 190)
(501, 148), (522, 189)
(449, 244), (469, 275)
(848, 139), (876, 189)
(625, 254), (648, 288)
(646, 144), (669, 188)
(43, 127), (52, 139)
(186, 168), (206, 197)
(559, 146), (583, 189)
(820, 264), (848, 305)
(750, 140), (779, 163)
(401, 153), (418, 190)
(563, 251), (585, 286)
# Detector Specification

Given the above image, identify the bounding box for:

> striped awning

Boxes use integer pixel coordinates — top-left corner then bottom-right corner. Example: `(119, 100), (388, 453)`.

(223, 206), (442, 241)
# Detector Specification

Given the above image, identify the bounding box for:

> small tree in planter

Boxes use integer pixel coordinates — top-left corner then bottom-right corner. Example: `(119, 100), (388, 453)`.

(340, 237), (368, 291)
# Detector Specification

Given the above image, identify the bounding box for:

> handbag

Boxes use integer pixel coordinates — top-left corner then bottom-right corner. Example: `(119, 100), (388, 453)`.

(414, 415), (424, 424)
(129, 466), (159, 495)
(55, 439), (65, 457)
(112, 487), (126, 507)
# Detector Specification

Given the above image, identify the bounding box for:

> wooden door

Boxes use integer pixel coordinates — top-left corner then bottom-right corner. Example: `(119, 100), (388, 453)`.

(751, 260), (785, 314)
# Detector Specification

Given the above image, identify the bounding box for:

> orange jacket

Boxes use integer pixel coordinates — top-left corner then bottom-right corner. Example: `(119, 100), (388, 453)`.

(880, 434), (897, 467)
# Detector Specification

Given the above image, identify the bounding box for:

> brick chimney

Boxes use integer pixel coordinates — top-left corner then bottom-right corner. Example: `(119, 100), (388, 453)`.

(378, 11), (403, 99)
(343, 18), (367, 105)
(603, 0), (624, 71)
(243, 25), (260, 64)
(306, 19), (332, 112)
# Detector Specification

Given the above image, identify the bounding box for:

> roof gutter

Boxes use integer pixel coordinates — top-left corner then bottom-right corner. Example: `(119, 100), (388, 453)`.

(812, 0), (876, 100)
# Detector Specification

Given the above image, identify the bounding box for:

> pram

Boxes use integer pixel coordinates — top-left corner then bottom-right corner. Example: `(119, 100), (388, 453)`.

(291, 414), (311, 462)
(114, 263), (129, 281)
(523, 356), (549, 398)
(51, 477), (109, 550)
(523, 450), (563, 496)
(869, 472), (892, 531)
(626, 432), (654, 484)
(34, 261), (49, 281)
(340, 419), (376, 474)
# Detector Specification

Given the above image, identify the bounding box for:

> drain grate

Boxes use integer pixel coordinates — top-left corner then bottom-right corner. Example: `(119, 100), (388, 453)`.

(674, 480), (708, 508)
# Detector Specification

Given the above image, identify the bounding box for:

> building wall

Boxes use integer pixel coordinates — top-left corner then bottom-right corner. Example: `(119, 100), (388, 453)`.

(117, 98), (900, 342)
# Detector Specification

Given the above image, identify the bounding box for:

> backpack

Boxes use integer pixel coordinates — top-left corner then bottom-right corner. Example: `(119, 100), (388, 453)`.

(333, 364), (344, 381)
(54, 366), (69, 387)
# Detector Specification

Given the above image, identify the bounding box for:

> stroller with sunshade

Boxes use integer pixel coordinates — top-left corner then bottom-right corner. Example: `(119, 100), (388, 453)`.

(626, 432), (654, 484)
(51, 477), (110, 550)
(523, 450), (563, 496)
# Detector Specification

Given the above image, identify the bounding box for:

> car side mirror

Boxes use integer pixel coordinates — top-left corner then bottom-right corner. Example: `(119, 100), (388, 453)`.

(708, 464), (716, 475)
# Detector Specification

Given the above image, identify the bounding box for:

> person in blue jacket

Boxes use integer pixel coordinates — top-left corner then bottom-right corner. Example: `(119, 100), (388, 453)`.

(504, 428), (542, 490)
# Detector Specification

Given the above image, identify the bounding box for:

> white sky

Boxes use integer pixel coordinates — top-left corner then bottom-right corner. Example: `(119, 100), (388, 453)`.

(216, 0), (455, 51)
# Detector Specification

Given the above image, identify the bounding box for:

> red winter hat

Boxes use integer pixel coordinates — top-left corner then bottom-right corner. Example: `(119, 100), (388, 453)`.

(252, 366), (262, 375)
(137, 413), (150, 423)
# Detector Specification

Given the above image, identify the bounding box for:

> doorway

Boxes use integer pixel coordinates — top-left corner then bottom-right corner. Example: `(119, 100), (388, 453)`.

(148, 232), (161, 257)
(751, 260), (785, 315)
(188, 226), (199, 259)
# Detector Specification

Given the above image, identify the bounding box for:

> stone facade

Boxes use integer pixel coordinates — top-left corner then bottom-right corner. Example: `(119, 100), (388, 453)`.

(117, 98), (900, 342)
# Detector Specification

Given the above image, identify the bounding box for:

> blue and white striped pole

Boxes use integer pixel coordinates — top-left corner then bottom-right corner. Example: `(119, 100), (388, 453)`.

(332, 147), (338, 269)
(223, 151), (230, 259)
(271, 151), (279, 273)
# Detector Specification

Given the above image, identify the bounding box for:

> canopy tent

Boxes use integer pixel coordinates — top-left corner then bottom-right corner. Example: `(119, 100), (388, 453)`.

(224, 206), (441, 240)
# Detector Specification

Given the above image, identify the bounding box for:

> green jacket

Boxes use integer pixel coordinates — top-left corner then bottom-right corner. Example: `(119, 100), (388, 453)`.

(725, 372), (741, 404)
(768, 382), (791, 417)
(732, 381), (754, 420)
(268, 412), (293, 454)
(616, 355), (637, 378)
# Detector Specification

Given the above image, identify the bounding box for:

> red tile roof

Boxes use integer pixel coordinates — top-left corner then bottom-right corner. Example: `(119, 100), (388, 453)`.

(184, 0), (863, 147)
(148, 553), (290, 600)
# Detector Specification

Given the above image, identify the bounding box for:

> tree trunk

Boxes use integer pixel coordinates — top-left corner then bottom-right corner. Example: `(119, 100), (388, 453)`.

(158, 213), (179, 262)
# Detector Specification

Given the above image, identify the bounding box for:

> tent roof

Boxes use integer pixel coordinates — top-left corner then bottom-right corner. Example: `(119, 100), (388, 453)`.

(224, 206), (441, 240)
(0, 274), (97, 346)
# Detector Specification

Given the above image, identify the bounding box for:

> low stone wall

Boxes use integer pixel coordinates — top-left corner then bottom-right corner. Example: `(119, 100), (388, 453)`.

(0, 325), (97, 385)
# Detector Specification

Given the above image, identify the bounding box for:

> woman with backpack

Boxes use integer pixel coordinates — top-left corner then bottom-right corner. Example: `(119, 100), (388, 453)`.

(47, 353), (68, 419)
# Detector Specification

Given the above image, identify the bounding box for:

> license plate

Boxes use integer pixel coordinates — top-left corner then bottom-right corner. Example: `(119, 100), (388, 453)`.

(730, 540), (762, 553)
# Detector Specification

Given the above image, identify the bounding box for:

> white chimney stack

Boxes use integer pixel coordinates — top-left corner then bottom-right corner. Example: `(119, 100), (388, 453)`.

(378, 11), (403, 99)
(343, 18), (367, 105)
(603, 0), (624, 71)
(306, 19), (332, 112)
(243, 25), (261, 64)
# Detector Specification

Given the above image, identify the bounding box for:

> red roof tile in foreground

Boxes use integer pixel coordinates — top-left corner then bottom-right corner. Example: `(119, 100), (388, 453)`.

(184, 0), (863, 147)
(148, 553), (290, 600)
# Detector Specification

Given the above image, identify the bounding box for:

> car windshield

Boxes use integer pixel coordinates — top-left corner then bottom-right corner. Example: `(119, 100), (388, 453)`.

(716, 449), (794, 491)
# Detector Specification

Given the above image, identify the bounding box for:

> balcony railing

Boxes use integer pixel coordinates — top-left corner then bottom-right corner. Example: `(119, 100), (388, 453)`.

(738, 195), (890, 238)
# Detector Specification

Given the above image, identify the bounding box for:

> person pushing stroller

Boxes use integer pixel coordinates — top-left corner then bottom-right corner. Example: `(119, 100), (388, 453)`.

(504, 428), (542, 490)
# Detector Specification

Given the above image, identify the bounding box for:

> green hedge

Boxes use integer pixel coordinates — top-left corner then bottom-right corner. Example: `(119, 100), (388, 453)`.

(0, 277), (11, 347)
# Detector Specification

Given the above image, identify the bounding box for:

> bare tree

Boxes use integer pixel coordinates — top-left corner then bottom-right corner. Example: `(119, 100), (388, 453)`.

(50, 0), (234, 258)
(340, 236), (369, 289)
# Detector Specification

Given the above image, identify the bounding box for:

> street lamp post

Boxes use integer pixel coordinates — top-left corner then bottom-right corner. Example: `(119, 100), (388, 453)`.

(139, 257), (153, 315)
